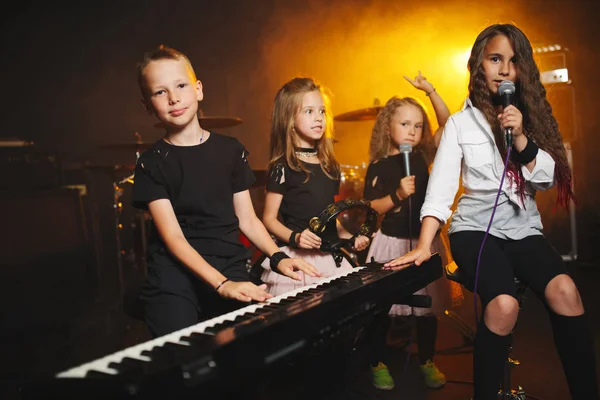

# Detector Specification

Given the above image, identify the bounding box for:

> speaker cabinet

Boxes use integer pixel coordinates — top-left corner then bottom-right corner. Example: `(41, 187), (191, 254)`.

(546, 83), (577, 143)
(537, 48), (578, 143)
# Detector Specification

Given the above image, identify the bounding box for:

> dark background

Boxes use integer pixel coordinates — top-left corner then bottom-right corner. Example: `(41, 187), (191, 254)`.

(0, 0), (598, 398)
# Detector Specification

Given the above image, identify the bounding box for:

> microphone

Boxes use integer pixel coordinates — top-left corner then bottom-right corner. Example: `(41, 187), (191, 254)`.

(399, 143), (412, 177)
(399, 143), (414, 248)
(498, 80), (516, 147)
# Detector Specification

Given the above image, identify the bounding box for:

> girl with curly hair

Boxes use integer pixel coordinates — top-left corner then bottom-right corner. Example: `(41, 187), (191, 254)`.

(363, 73), (452, 391)
(386, 24), (598, 399)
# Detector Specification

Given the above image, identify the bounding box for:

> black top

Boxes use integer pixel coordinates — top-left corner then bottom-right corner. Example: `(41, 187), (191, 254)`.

(363, 151), (429, 238)
(266, 161), (340, 236)
(132, 132), (255, 261)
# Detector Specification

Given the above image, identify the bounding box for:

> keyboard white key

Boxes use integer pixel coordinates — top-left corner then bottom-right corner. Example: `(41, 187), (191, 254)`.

(56, 267), (363, 378)
(267, 267), (362, 304)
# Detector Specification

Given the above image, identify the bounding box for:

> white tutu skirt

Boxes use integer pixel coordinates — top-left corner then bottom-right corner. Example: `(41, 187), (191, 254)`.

(261, 246), (354, 296)
(366, 230), (453, 316)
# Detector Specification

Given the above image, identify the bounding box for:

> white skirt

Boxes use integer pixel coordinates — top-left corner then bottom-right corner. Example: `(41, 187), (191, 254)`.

(366, 230), (453, 316)
(261, 246), (354, 297)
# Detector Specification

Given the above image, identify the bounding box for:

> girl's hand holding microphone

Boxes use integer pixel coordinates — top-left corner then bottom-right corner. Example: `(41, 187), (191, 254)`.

(396, 175), (416, 201)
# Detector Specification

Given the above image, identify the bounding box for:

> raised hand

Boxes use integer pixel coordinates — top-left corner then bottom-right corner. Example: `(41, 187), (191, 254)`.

(404, 71), (435, 95)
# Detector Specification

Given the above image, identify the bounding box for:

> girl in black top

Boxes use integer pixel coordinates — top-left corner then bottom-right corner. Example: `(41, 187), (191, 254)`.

(364, 74), (452, 390)
(260, 77), (369, 296)
(132, 46), (318, 338)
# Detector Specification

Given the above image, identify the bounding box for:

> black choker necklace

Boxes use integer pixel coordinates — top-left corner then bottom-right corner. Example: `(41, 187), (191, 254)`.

(295, 147), (317, 157)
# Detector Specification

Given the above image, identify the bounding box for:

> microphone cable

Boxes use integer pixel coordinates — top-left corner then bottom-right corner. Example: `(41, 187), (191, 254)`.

(473, 144), (512, 326)
(408, 196), (413, 251)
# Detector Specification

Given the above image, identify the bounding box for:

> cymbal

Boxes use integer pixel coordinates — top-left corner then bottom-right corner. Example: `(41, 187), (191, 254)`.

(98, 142), (153, 150)
(153, 116), (243, 130)
(334, 106), (383, 122)
(84, 164), (135, 172)
(0, 139), (35, 148)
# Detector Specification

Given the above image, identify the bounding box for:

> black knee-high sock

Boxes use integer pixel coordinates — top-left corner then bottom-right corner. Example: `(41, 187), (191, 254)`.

(416, 315), (438, 364)
(473, 320), (510, 400)
(368, 311), (392, 366)
(549, 313), (599, 400)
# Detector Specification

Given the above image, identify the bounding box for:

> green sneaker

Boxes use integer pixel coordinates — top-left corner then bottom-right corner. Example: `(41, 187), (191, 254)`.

(371, 362), (395, 390)
(420, 360), (446, 388)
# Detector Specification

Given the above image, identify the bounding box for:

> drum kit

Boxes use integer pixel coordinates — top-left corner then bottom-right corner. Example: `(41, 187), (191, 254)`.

(334, 105), (383, 122)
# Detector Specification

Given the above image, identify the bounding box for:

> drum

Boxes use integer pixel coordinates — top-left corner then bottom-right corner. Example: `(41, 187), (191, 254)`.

(113, 173), (149, 295)
(337, 163), (370, 244)
(338, 163), (367, 200)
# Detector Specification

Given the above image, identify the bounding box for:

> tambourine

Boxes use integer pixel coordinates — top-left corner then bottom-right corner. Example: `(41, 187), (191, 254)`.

(309, 198), (378, 266)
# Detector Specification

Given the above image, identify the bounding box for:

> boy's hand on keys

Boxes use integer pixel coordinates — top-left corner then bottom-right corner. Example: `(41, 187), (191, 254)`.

(218, 281), (273, 302)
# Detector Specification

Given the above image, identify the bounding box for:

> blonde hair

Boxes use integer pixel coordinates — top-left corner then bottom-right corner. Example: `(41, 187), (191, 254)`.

(368, 96), (435, 164)
(136, 44), (197, 98)
(269, 77), (339, 181)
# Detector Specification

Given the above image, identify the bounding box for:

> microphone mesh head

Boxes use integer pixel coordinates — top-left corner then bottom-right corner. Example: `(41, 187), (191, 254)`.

(399, 143), (412, 154)
(498, 80), (515, 95)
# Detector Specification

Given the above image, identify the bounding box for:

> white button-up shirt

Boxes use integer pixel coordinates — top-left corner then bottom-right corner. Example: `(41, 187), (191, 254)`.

(421, 98), (555, 240)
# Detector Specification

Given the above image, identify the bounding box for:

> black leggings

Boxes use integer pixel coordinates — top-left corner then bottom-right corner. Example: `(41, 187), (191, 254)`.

(142, 250), (248, 338)
(450, 231), (598, 400)
(449, 232), (566, 307)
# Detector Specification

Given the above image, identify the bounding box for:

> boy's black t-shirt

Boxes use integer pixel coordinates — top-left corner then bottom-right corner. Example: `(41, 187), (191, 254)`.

(363, 151), (429, 238)
(266, 161), (340, 234)
(132, 132), (255, 262)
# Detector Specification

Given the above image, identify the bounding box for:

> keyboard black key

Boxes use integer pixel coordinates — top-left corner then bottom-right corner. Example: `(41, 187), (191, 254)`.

(106, 357), (148, 376)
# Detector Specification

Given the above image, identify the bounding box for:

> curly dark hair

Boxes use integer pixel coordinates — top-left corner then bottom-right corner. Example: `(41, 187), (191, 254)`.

(468, 23), (574, 207)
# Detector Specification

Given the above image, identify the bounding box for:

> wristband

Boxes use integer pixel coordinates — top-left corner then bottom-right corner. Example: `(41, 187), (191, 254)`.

(426, 88), (436, 97)
(269, 251), (290, 274)
(289, 231), (300, 248)
(390, 190), (403, 207)
(514, 138), (539, 164)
